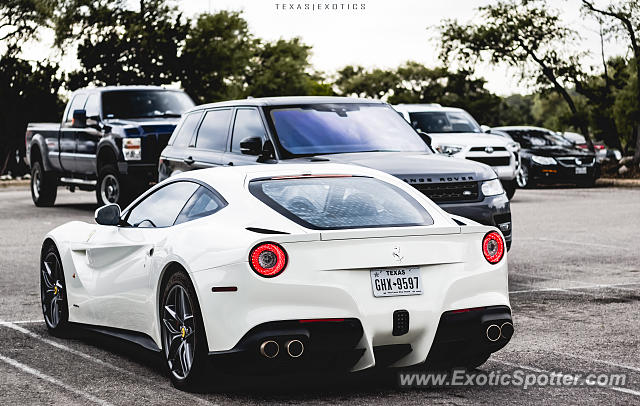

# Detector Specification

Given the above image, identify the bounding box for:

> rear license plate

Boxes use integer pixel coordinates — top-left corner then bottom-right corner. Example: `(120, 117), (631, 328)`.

(575, 167), (587, 174)
(370, 268), (422, 297)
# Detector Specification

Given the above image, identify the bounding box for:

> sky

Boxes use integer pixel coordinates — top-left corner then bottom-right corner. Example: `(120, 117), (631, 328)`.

(19, 0), (630, 96)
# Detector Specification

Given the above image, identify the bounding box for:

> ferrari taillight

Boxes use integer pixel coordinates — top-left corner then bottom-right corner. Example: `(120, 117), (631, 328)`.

(249, 242), (288, 277)
(482, 231), (505, 264)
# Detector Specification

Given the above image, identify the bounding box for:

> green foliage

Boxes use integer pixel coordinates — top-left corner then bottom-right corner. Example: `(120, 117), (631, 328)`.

(58, 0), (188, 89)
(0, 0), (54, 52)
(180, 11), (254, 103)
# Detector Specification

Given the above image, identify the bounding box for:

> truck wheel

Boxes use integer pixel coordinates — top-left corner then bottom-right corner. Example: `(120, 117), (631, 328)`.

(96, 164), (131, 207)
(31, 161), (57, 207)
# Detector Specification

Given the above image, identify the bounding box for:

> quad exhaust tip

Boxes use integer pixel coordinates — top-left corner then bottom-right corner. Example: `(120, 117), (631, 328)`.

(259, 340), (279, 358)
(285, 339), (304, 358)
(486, 324), (501, 342)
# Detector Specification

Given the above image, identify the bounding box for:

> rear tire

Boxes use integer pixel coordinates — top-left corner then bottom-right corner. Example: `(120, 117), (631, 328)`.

(31, 161), (57, 207)
(96, 164), (132, 207)
(160, 271), (210, 391)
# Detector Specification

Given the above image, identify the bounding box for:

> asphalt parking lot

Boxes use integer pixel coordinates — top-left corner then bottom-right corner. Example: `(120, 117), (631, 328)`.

(1, 185), (639, 405)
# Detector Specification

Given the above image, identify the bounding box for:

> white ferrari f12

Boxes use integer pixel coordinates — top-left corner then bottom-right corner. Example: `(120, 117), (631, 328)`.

(40, 163), (513, 390)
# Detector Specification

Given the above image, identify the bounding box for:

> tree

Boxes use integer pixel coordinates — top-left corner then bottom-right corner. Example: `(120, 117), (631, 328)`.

(0, 0), (53, 53)
(335, 65), (399, 99)
(180, 11), (255, 103)
(55, 0), (188, 89)
(439, 0), (587, 135)
(581, 0), (640, 161)
(246, 38), (329, 97)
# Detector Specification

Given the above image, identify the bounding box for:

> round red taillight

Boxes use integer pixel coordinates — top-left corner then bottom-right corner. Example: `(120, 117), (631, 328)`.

(249, 242), (288, 277)
(482, 231), (505, 264)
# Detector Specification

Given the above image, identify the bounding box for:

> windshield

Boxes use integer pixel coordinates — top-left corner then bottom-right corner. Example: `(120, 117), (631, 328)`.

(249, 176), (433, 230)
(102, 90), (195, 119)
(502, 129), (573, 148)
(267, 104), (429, 156)
(408, 111), (482, 133)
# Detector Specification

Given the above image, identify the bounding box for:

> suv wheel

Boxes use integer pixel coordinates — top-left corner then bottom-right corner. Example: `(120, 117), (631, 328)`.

(31, 161), (57, 207)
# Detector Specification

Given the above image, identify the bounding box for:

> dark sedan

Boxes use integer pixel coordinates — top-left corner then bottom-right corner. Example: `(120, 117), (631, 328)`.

(493, 126), (599, 188)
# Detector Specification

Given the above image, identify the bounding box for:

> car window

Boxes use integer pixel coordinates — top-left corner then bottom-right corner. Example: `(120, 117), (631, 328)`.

(125, 181), (199, 228)
(231, 108), (267, 153)
(65, 94), (88, 122)
(174, 186), (226, 225)
(408, 111), (482, 133)
(249, 176), (433, 230)
(172, 112), (202, 147)
(195, 109), (232, 151)
(84, 94), (100, 118)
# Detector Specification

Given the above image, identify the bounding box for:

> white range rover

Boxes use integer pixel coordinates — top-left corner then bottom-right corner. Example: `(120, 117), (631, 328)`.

(394, 104), (520, 199)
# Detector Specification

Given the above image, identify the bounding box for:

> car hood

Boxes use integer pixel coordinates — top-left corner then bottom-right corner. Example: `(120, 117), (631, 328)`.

(286, 152), (496, 182)
(429, 133), (513, 147)
(525, 145), (595, 158)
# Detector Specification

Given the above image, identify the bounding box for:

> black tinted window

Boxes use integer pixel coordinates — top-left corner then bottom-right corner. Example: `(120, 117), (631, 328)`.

(102, 90), (194, 119)
(196, 109), (232, 151)
(172, 113), (201, 147)
(65, 94), (88, 122)
(175, 186), (226, 225)
(126, 181), (199, 228)
(231, 109), (267, 153)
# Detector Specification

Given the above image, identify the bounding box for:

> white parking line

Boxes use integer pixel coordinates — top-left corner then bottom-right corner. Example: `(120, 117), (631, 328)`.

(0, 321), (212, 405)
(551, 351), (640, 374)
(0, 353), (113, 406)
(493, 359), (640, 398)
(509, 282), (640, 294)
(520, 237), (625, 250)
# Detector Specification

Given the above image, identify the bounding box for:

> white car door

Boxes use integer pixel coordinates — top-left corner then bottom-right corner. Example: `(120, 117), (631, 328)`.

(81, 181), (200, 336)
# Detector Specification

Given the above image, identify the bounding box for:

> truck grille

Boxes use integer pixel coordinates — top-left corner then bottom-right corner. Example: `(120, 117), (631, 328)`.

(469, 146), (507, 152)
(411, 181), (479, 203)
(467, 156), (511, 167)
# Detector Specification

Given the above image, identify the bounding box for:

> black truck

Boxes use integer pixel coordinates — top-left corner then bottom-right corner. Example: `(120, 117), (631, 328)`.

(25, 86), (194, 207)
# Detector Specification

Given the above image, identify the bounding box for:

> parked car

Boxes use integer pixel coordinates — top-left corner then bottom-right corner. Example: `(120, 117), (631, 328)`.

(159, 97), (513, 248)
(559, 132), (621, 163)
(41, 163), (513, 390)
(493, 126), (600, 188)
(393, 104), (520, 200)
(25, 86), (195, 207)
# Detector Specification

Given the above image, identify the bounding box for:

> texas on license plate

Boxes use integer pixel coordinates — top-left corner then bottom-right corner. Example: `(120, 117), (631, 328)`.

(370, 267), (422, 297)
(575, 167), (587, 174)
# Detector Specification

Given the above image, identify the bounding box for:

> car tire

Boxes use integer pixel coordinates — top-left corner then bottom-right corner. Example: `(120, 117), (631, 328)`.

(96, 164), (131, 207)
(516, 166), (532, 189)
(502, 180), (517, 200)
(160, 271), (210, 391)
(31, 161), (57, 207)
(40, 243), (70, 336)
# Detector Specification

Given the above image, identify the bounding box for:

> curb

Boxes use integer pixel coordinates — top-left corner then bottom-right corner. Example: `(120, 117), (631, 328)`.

(0, 179), (30, 188)
(596, 178), (640, 188)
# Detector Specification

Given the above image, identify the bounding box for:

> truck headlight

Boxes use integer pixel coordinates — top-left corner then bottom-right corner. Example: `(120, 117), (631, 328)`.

(531, 155), (556, 165)
(481, 179), (504, 196)
(435, 145), (463, 155)
(122, 138), (142, 161)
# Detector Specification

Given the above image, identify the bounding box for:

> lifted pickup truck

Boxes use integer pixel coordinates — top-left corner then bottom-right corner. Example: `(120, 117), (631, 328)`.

(26, 86), (194, 207)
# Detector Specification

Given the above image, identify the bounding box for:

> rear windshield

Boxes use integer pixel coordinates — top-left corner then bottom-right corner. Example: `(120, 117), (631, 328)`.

(249, 176), (433, 230)
(408, 111), (482, 133)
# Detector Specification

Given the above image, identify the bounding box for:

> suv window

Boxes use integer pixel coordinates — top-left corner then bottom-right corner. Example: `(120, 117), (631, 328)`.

(175, 186), (226, 225)
(196, 109), (232, 151)
(65, 94), (88, 122)
(172, 112), (202, 147)
(125, 181), (199, 228)
(231, 108), (267, 153)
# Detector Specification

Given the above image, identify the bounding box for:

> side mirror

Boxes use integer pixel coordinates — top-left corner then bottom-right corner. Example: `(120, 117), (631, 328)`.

(86, 114), (101, 129)
(481, 125), (491, 133)
(72, 109), (87, 128)
(95, 204), (121, 226)
(240, 136), (263, 156)
(417, 130), (432, 146)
